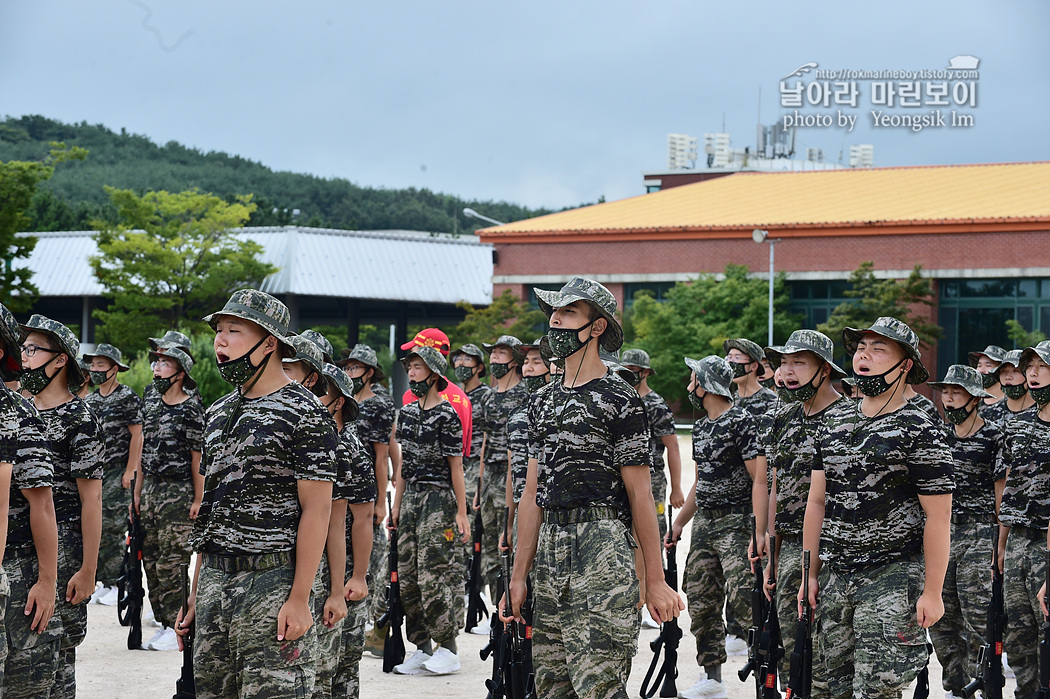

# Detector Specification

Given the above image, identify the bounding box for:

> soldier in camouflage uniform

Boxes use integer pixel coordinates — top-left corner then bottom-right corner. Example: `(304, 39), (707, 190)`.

(925, 365), (1006, 697)
(135, 347), (204, 651)
(178, 289), (339, 699)
(969, 344), (1008, 422)
(82, 343), (142, 604)
(319, 364), (376, 699)
(763, 329), (846, 692)
(997, 349), (1036, 421)
(20, 315), (104, 699)
(142, 331), (196, 407)
(998, 339), (1050, 699)
(757, 355), (776, 391)
(669, 355), (767, 699)
(504, 277), (683, 699)
(507, 338), (551, 510)
(0, 303), (62, 699)
(390, 345), (469, 675)
(800, 317), (954, 699)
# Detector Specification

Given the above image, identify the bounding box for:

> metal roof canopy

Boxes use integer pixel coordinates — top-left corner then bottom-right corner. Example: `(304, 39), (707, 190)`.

(17, 226), (494, 305)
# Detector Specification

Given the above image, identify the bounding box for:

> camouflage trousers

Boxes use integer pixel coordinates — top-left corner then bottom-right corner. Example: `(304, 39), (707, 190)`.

(53, 527), (88, 699)
(142, 478), (194, 629)
(398, 485), (461, 646)
(461, 456), (481, 590)
(99, 464), (128, 587)
(928, 519), (994, 693)
(3, 548), (62, 699)
(775, 536), (829, 696)
(532, 516), (640, 699)
(818, 558), (928, 699)
(681, 508), (751, 667)
(195, 553), (316, 699)
(1003, 526), (1047, 699)
(332, 599), (368, 699)
(310, 554), (344, 699)
(480, 461), (509, 600)
(366, 520), (387, 621)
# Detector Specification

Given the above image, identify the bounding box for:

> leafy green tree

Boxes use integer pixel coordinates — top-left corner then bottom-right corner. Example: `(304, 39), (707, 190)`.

(118, 332), (232, 408)
(90, 188), (276, 350)
(0, 142), (87, 311)
(1005, 319), (1046, 349)
(817, 262), (941, 369)
(448, 290), (547, 356)
(626, 264), (799, 408)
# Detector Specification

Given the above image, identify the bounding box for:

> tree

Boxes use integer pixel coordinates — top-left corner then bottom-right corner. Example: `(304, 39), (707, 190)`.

(448, 290), (547, 355)
(0, 142), (87, 311)
(626, 264), (799, 408)
(90, 188), (276, 350)
(1005, 319), (1046, 349)
(817, 262), (942, 369)
(120, 332), (231, 408)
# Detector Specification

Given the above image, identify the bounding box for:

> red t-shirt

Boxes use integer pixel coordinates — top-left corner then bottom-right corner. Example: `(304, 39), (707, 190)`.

(402, 382), (473, 457)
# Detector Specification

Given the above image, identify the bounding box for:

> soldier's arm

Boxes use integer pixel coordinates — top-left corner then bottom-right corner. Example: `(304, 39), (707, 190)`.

(916, 492), (951, 628)
(323, 499), (348, 628)
(449, 454), (469, 542)
(345, 501), (373, 601)
(745, 455), (769, 560)
(0, 464), (10, 568)
(190, 450), (203, 518)
(506, 456), (541, 622)
(70, 477), (102, 604)
(372, 442), (389, 522)
(24, 486), (57, 632)
(503, 449), (516, 548)
(280, 479), (333, 641)
(799, 469), (825, 611)
(124, 423), (143, 487)
(661, 433), (684, 507)
(623, 463), (684, 624)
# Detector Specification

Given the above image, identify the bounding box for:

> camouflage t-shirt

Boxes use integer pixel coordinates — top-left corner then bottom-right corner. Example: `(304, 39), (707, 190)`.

(38, 397), (104, 527)
(465, 384), (493, 461)
(942, 420), (1006, 517)
(355, 393), (395, 465)
(481, 382), (529, 482)
(735, 386), (777, 455)
(768, 397), (845, 536)
(507, 403), (530, 502)
(396, 399), (462, 487)
(335, 423), (377, 505)
(813, 402), (954, 569)
(998, 409), (1050, 529)
(641, 390), (676, 473)
(141, 396), (205, 480)
(908, 393), (941, 421)
(84, 383), (142, 467)
(978, 398), (1007, 425)
(192, 382), (339, 555)
(1, 388), (55, 549)
(528, 372), (650, 514)
(691, 405), (760, 510)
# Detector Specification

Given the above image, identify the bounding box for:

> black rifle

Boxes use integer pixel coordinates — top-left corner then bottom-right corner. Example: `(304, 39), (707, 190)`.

(1039, 549), (1050, 699)
(173, 564), (196, 699)
(640, 506), (682, 698)
(466, 476), (489, 631)
(961, 530), (1005, 699)
(784, 550), (813, 699)
(739, 523), (768, 694)
(116, 473), (145, 650)
(378, 493), (405, 673)
(913, 643), (934, 699)
(503, 511), (535, 699)
(757, 534), (784, 699)
(482, 508), (512, 699)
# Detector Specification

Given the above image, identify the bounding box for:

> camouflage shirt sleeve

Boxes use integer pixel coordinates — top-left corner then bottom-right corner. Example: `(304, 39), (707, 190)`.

(999, 410), (1050, 528)
(356, 395), (394, 447)
(335, 425), (377, 505)
(1, 389), (55, 549)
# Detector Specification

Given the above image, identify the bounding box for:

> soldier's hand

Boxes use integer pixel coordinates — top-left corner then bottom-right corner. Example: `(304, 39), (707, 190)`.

(915, 590), (944, 628)
(502, 577), (527, 623)
(669, 486), (685, 509)
(664, 524), (682, 550)
(344, 574), (368, 602)
(189, 499), (200, 519)
(25, 580), (55, 633)
(373, 500), (386, 526)
(66, 568), (94, 605)
(277, 597), (313, 641)
(472, 491), (480, 512)
(797, 571), (819, 618)
(762, 561), (774, 602)
(1040, 581), (1048, 618)
(131, 493), (141, 515)
(175, 599), (195, 651)
(389, 507), (399, 530)
(748, 533), (767, 573)
(645, 580), (684, 625)
(323, 592), (347, 628)
(456, 512), (470, 544)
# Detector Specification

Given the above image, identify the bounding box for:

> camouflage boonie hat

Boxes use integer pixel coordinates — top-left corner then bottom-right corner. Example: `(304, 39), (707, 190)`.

(20, 314), (85, 391)
(482, 335), (526, 363)
(999, 349), (1023, 369)
(149, 330), (192, 354)
(82, 343), (130, 372)
(202, 289), (296, 356)
(402, 345), (449, 391)
(723, 338), (765, 365)
(534, 277), (623, 352)
(299, 329), (335, 364)
(1019, 340), (1050, 373)
(0, 302), (22, 379)
(450, 343), (487, 378)
(282, 334), (324, 377)
(842, 316), (929, 385)
(764, 330), (846, 379)
(148, 347), (197, 391)
(928, 364), (992, 398)
(322, 362), (361, 422)
(520, 337), (553, 366)
(337, 343), (387, 383)
(684, 355), (733, 399)
(621, 348), (656, 374)
(967, 344), (1007, 369)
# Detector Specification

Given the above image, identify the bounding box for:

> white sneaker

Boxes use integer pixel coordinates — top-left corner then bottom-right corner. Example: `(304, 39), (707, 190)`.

(143, 626), (166, 650)
(945, 692), (966, 699)
(393, 650), (432, 675)
(724, 634), (748, 656)
(678, 677), (728, 699)
(641, 606), (660, 629)
(149, 627), (180, 651)
(1002, 651), (1014, 678)
(98, 586), (119, 607)
(89, 583), (107, 605)
(470, 617), (493, 636)
(422, 647), (460, 675)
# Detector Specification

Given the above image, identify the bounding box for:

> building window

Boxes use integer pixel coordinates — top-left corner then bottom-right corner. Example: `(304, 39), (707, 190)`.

(624, 282), (675, 307)
(786, 280), (852, 330)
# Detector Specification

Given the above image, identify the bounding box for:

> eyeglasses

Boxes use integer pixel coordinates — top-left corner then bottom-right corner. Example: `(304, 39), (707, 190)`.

(20, 344), (59, 357)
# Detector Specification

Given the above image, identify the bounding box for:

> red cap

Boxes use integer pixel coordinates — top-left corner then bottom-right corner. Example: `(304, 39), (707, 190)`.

(400, 328), (451, 356)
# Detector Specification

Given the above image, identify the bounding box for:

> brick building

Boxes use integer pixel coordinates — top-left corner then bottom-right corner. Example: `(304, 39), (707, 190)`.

(477, 161), (1050, 380)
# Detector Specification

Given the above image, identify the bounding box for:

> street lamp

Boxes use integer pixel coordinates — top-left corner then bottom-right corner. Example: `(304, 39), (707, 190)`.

(463, 208), (506, 227)
(752, 229), (780, 346)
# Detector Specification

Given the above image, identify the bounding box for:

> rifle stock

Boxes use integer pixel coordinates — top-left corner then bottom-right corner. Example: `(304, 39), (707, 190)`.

(785, 550), (812, 699)
(757, 533), (784, 699)
(380, 492), (406, 673)
(116, 473), (145, 651)
(640, 506), (681, 699)
(739, 521), (767, 693)
(466, 475), (489, 631)
(961, 530), (1005, 699)
(173, 564), (196, 699)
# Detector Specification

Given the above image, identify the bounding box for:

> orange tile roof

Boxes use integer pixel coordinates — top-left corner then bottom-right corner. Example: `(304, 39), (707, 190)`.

(478, 162), (1050, 241)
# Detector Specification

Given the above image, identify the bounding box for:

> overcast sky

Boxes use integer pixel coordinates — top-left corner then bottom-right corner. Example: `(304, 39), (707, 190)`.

(2, 1), (1047, 210)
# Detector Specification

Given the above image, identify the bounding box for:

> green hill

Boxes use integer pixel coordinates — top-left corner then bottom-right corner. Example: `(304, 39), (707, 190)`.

(0, 114), (565, 233)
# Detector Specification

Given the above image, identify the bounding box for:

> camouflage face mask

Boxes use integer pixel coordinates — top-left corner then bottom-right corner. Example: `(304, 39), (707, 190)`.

(1029, 384), (1050, 406)
(349, 375), (366, 395)
(490, 361), (512, 380)
(784, 365), (827, 403)
(687, 389), (704, 411)
(759, 377), (776, 391)
(152, 372), (181, 395)
(980, 372), (999, 389)
(454, 365), (475, 383)
(620, 369), (641, 387)
(89, 369), (112, 386)
(546, 320), (594, 360)
(853, 358), (906, 398)
(1003, 382), (1028, 400)
(409, 374), (433, 398)
(776, 386), (798, 403)
(730, 361), (751, 379)
(19, 355), (60, 395)
(216, 335), (270, 386)
(523, 374), (549, 392)
(944, 403), (976, 425)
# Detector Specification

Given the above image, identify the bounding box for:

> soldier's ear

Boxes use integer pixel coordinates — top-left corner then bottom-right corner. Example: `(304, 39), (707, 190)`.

(591, 316), (607, 338)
